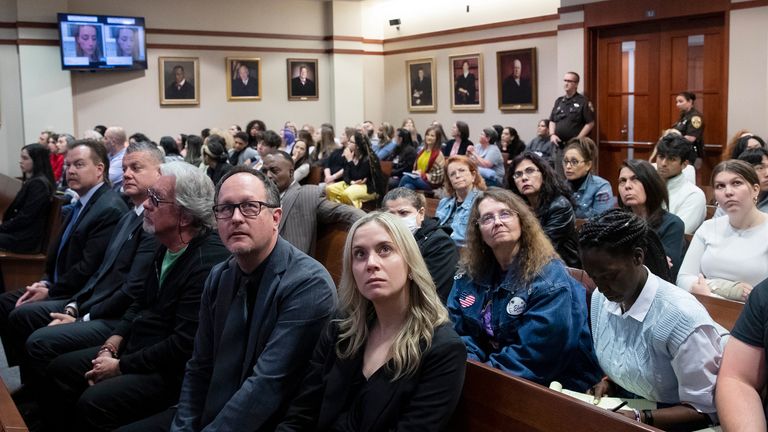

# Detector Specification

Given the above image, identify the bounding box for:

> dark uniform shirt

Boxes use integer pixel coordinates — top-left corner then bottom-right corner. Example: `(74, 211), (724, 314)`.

(673, 108), (704, 162)
(549, 92), (594, 146)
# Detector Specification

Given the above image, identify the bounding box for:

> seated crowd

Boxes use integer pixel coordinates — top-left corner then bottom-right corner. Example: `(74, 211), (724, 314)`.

(1, 117), (768, 431)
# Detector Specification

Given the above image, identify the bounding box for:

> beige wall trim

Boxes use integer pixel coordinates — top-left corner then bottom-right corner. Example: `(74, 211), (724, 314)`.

(147, 28), (326, 41)
(383, 14), (559, 44)
(382, 30), (558, 56)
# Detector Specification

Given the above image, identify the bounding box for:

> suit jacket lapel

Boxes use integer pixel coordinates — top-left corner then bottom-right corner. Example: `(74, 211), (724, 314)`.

(240, 238), (290, 381)
(278, 182), (301, 232)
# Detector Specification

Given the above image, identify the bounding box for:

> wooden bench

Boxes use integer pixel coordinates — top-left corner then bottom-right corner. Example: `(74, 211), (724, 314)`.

(380, 160), (393, 178)
(305, 165), (323, 185)
(0, 197), (64, 291)
(425, 197), (439, 218)
(693, 292), (744, 332)
(0, 377), (28, 432)
(0, 174), (22, 218)
(450, 360), (661, 432)
(313, 222), (349, 286)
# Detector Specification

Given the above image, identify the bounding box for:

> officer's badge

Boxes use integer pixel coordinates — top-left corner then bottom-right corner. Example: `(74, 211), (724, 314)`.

(691, 116), (702, 129)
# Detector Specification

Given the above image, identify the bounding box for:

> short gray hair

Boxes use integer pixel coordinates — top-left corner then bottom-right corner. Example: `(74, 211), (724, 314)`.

(126, 141), (164, 165)
(160, 161), (215, 230)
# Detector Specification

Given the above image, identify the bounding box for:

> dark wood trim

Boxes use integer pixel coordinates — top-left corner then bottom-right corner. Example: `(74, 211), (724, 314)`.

(558, 22), (584, 31)
(730, 0), (768, 10)
(17, 39), (58, 46)
(384, 30), (557, 56)
(146, 27), (325, 41)
(147, 43), (327, 54)
(558, 5), (586, 14)
(0, 22), (16, 28)
(0, 39), (17, 45)
(16, 21), (56, 29)
(362, 38), (384, 45)
(583, 0), (730, 28)
(325, 36), (384, 44)
(384, 14), (559, 44)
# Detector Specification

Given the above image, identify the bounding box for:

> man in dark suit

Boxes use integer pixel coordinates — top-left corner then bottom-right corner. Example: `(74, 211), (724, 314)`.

(165, 65), (195, 99)
(9, 142), (164, 388)
(411, 67), (432, 106)
(231, 63), (258, 97)
(125, 166), (336, 431)
(290, 65), (316, 97)
(454, 60), (476, 105)
(43, 162), (229, 431)
(262, 152), (363, 255)
(0, 139), (127, 366)
(501, 59), (532, 104)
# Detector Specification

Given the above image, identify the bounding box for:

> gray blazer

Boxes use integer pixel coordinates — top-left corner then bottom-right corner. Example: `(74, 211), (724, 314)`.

(171, 237), (337, 432)
(279, 182), (364, 255)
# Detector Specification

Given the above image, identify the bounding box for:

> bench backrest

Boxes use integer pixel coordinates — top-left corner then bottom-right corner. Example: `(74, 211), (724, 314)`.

(314, 222), (349, 286)
(450, 360), (661, 432)
(0, 173), (22, 219)
(693, 292), (744, 332)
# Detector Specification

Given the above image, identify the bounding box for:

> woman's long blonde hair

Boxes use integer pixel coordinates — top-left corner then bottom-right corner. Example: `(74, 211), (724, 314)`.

(335, 212), (449, 380)
(461, 187), (557, 282)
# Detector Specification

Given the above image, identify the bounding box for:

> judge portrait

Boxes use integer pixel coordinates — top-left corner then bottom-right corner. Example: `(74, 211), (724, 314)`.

(291, 65), (316, 97)
(165, 64), (195, 100)
(411, 66), (433, 106)
(454, 60), (477, 105)
(501, 58), (532, 104)
(231, 63), (259, 97)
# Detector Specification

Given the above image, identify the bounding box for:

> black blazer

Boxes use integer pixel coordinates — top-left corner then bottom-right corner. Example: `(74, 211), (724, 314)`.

(112, 230), (229, 385)
(537, 195), (580, 268)
(441, 139), (473, 157)
(45, 184), (127, 298)
(173, 238), (337, 431)
(70, 209), (159, 319)
(276, 322), (467, 432)
(0, 176), (53, 253)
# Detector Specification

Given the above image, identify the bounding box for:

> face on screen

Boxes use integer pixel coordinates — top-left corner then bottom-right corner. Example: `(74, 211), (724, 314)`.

(77, 25), (97, 56)
(117, 28), (134, 56)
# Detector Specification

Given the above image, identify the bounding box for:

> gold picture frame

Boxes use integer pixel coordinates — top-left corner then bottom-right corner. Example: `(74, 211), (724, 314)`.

(159, 56), (199, 106)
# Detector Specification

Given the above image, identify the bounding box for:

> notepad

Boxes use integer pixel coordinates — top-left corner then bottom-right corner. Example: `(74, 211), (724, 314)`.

(548, 381), (657, 411)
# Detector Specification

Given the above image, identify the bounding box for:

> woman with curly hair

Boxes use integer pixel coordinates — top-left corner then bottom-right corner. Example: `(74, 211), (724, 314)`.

(507, 151), (580, 267)
(448, 187), (600, 391)
(277, 212), (466, 431)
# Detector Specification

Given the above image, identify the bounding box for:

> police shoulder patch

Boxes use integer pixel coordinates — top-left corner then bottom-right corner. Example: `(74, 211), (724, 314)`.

(691, 116), (702, 129)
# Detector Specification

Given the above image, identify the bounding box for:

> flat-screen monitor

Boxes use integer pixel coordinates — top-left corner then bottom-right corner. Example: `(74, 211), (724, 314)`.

(58, 13), (147, 71)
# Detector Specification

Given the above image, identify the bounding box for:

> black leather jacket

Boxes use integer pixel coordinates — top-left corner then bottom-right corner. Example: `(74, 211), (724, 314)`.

(536, 195), (580, 268)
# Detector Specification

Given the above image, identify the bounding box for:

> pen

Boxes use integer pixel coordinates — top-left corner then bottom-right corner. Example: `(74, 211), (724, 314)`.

(610, 401), (628, 412)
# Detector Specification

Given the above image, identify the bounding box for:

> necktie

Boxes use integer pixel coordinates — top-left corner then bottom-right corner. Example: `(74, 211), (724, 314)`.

(54, 201), (82, 283)
(200, 276), (250, 425)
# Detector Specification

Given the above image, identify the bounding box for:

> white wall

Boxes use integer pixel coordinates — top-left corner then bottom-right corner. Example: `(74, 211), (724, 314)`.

(727, 6), (768, 139)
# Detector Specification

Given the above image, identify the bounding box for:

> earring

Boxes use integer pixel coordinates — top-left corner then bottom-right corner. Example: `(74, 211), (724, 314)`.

(408, 273), (413, 280)
(754, 196), (759, 204)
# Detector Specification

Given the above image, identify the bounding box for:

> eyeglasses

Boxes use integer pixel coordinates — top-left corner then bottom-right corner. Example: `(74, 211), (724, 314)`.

(512, 167), (540, 179)
(147, 189), (175, 207)
(564, 79), (578, 84)
(478, 210), (517, 227)
(212, 201), (277, 220)
(563, 159), (585, 167)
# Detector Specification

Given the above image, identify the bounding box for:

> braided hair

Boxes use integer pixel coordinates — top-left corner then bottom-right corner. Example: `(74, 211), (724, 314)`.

(578, 208), (672, 282)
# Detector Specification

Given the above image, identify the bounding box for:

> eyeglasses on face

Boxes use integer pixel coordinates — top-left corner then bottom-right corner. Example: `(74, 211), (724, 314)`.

(212, 200), (277, 220)
(147, 189), (175, 207)
(563, 159), (585, 167)
(512, 167), (540, 179)
(478, 210), (517, 227)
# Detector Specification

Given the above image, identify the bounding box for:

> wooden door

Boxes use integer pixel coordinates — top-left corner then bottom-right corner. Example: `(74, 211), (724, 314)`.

(593, 16), (727, 190)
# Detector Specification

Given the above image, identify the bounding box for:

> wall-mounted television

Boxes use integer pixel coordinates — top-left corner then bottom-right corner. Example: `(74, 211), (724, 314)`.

(58, 13), (147, 71)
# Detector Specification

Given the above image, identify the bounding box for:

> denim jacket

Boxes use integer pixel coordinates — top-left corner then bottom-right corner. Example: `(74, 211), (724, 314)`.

(571, 173), (614, 219)
(435, 188), (481, 247)
(448, 259), (601, 391)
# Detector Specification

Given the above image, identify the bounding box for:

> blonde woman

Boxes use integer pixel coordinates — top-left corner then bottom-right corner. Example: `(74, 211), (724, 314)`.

(276, 212), (466, 431)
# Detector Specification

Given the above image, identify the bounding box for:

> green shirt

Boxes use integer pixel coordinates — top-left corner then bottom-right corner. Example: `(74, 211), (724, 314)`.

(159, 246), (188, 288)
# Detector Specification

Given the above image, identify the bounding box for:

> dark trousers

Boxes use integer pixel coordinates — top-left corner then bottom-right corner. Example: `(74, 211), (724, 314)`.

(0, 289), (64, 367)
(116, 407), (176, 432)
(46, 346), (177, 432)
(24, 318), (117, 385)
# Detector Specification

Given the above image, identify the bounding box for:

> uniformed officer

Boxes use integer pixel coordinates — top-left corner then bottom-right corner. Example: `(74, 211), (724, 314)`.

(549, 71), (595, 177)
(673, 91), (704, 168)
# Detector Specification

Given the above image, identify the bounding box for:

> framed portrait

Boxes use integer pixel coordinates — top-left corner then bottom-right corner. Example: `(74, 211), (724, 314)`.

(226, 57), (261, 101)
(497, 48), (538, 111)
(287, 58), (318, 101)
(159, 57), (199, 106)
(405, 58), (437, 112)
(449, 53), (483, 111)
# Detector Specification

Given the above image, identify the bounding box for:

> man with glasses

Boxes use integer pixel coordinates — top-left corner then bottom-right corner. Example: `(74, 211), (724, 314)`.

(129, 166), (336, 431)
(43, 162), (229, 431)
(549, 71), (595, 176)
